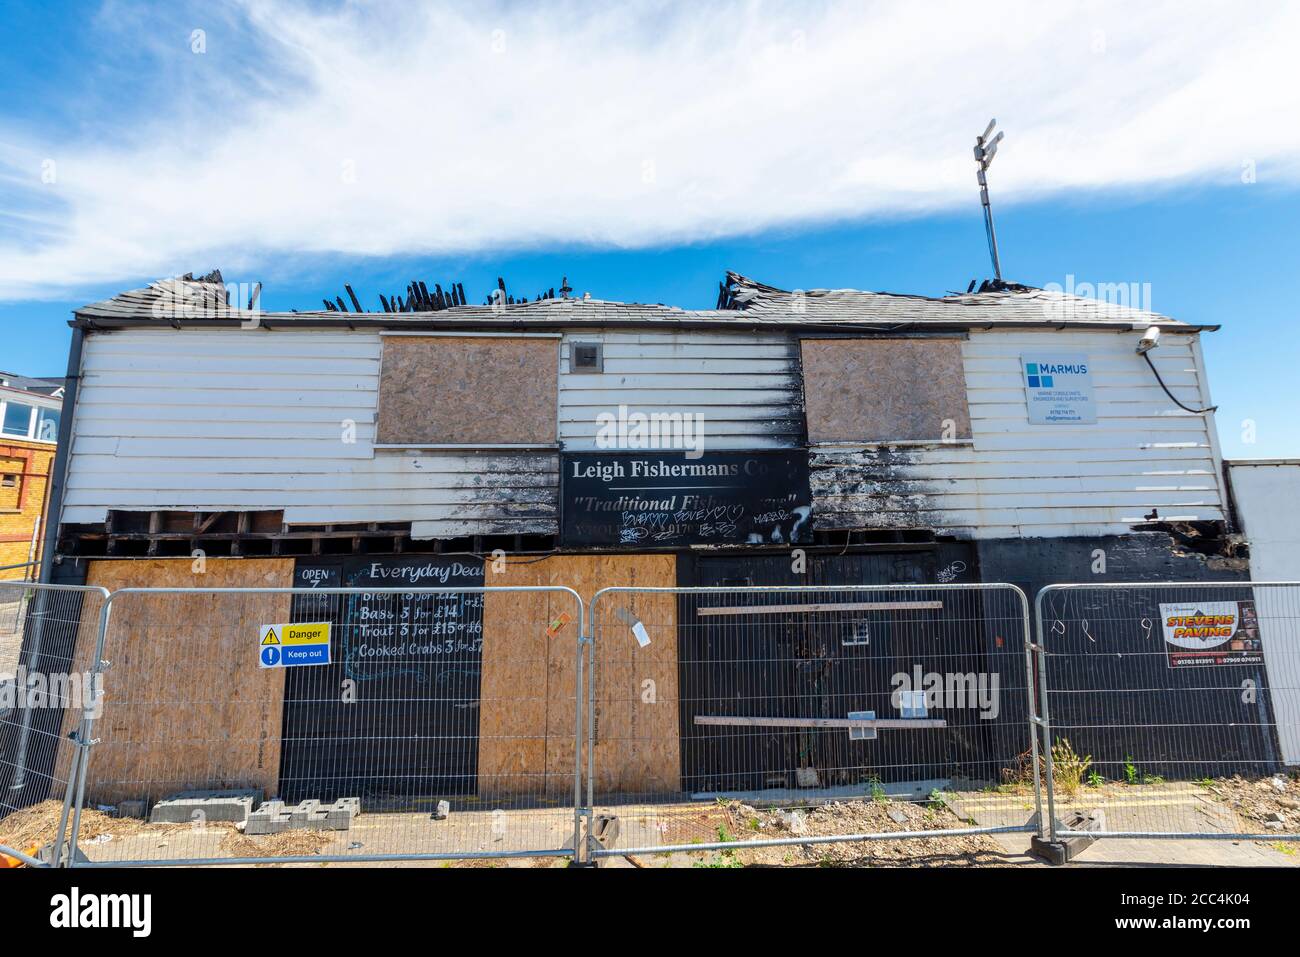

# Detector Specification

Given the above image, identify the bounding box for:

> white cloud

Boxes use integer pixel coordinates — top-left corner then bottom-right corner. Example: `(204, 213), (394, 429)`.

(2, 0), (1298, 299)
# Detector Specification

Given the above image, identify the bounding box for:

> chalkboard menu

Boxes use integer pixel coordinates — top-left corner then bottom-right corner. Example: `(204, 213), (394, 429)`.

(279, 556), (485, 806)
(561, 450), (812, 547)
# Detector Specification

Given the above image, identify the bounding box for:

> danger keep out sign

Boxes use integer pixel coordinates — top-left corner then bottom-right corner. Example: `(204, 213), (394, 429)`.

(258, 622), (332, 668)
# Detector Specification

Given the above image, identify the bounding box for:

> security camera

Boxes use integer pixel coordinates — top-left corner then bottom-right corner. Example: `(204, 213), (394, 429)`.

(1136, 325), (1161, 354)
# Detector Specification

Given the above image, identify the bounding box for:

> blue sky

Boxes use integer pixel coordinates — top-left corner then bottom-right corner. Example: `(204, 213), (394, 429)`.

(2, 1), (1298, 458)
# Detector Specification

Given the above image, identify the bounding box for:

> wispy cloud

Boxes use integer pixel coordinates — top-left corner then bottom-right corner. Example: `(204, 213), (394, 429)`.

(2, 0), (1297, 299)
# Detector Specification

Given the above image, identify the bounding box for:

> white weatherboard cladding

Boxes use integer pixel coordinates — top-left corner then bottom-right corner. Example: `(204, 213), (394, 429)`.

(810, 329), (1226, 539)
(1225, 461), (1300, 765)
(558, 331), (803, 450)
(65, 326), (1225, 542)
(65, 330), (558, 537)
(1227, 463), (1300, 581)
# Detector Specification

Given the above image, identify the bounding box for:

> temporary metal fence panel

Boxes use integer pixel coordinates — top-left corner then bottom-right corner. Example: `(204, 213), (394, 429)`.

(584, 584), (1038, 862)
(0, 582), (111, 867)
(1035, 581), (1300, 842)
(66, 585), (584, 866)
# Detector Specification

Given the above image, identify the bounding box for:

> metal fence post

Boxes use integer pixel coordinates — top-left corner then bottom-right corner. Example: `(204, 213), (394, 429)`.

(573, 598), (589, 866)
(584, 598), (597, 864)
(62, 593), (115, 867)
(1020, 592), (1045, 839)
(1032, 587), (1058, 843)
(48, 735), (82, 868)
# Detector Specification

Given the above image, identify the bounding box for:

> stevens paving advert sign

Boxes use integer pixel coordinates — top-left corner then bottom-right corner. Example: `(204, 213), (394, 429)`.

(561, 450), (812, 547)
(1159, 599), (1264, 668)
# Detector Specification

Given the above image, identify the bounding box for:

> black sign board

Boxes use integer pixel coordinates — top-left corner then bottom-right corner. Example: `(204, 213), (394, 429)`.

(279, 556), (485, 805)
(561, 450), (812, 547)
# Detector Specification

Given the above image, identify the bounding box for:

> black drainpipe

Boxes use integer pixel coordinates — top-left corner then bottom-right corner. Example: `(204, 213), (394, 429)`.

(38, 323), (85, 584)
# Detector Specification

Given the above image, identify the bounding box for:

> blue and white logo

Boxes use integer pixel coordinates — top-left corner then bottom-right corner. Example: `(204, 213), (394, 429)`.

(1021, 353), (1096, 424)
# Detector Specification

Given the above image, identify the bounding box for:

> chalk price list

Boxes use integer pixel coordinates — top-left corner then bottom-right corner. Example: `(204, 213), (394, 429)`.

(351, 592), (484, 660)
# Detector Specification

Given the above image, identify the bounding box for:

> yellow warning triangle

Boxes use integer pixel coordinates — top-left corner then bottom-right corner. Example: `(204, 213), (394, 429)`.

(261, 628), (281, 646)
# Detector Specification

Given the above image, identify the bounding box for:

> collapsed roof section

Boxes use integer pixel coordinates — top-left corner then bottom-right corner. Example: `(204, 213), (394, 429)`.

(72, 269), (1210, 333)
(716, 271), (1187, 328)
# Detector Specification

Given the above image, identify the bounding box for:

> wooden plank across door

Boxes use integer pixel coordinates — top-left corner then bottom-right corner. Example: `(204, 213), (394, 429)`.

(695, 716), (947, 729)
(697, 600), (944, 616)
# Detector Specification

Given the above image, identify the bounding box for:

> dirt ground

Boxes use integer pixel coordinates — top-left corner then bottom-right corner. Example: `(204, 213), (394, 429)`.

(1193, 773), (1300, 833)
(1041, 770), (1300, 835)
(0, 801), (331, 864)
(4, 774), (1298, 867)
(632, 797), (1011, 868)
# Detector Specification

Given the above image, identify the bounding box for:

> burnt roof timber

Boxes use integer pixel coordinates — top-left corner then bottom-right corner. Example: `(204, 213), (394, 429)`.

(69, 313), (1219, 334)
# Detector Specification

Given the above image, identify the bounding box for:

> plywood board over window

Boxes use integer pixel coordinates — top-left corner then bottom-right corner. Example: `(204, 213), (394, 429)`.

(378, 336), (559, 446)
(479, 554), (679, 798)
(801, 338), (971, 443)
(60, 558), (295, 805)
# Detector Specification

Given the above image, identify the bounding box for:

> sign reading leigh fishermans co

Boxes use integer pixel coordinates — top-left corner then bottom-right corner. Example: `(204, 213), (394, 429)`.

(561, 450), (812, 547)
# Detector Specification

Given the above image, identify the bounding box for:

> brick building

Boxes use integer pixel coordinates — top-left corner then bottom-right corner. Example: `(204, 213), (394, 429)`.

(0, 373), (63, 580)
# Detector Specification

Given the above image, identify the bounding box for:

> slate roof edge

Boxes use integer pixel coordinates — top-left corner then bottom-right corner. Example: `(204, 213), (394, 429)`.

(69, 312), (1221, 334)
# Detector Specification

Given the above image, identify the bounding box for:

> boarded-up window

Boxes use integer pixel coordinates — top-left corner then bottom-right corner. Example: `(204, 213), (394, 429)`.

(378, 336), (559, 445)
(801, 338), (971, 443)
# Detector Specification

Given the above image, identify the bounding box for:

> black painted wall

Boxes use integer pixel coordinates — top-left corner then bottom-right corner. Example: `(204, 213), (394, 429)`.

(976, 533), (1278, 779)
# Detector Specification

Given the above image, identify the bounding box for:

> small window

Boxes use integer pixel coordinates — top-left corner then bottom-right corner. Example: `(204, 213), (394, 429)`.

(1, 401), (35, 438)
(570, 342), (603, 373)
(1, 474), (16, 488)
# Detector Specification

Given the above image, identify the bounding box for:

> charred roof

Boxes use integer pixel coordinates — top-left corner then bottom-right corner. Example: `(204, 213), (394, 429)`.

(72, 269), (1209, 334)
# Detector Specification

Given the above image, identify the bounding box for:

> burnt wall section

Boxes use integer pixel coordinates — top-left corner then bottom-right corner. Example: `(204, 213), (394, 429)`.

(809, 446), (946, 533)
(808, 331), (1226, 541)
(973, 533), (1248, 604)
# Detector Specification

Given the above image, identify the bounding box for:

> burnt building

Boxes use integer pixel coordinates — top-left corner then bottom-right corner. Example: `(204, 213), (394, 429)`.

(24, 268), (1260, 804)
(50, 271), (1240, 581)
